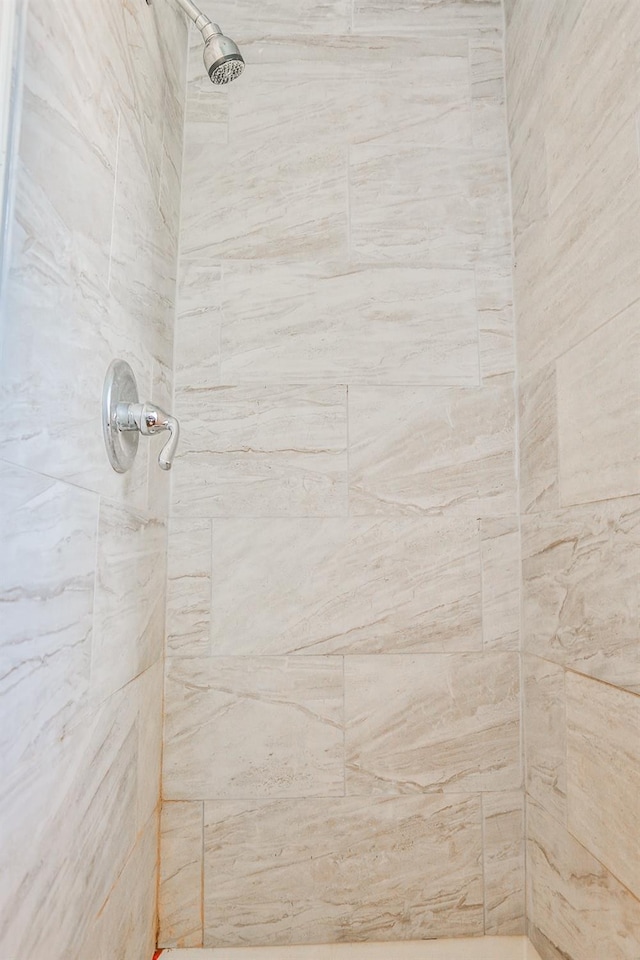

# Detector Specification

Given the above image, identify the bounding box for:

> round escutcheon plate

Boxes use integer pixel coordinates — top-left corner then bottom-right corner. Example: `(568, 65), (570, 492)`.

(102, 359), (139, 473)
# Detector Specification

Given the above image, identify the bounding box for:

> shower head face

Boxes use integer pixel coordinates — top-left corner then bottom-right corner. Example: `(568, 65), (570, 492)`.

(203, 32), (245, 84)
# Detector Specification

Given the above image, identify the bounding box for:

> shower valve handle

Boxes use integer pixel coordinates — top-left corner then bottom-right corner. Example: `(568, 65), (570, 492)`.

(115, 401), (180, 471)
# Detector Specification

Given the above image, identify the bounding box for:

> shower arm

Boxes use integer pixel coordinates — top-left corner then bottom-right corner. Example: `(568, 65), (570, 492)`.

(172, 0), (221, 40)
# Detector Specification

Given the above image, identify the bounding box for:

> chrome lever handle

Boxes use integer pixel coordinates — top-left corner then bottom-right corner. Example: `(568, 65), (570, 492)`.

(115, 401), (181, 471)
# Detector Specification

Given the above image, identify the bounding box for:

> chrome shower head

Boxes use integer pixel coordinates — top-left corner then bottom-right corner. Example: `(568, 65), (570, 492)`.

(202, 26), (245, 85)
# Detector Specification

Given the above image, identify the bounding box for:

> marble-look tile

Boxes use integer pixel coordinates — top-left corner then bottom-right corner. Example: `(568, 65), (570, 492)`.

(527, 800), (640, 960)
(148, 357), (174, 520)
(518, 363), (559, 514)
(507, 98), (549, 241)
(227, 49), (471, 149)
(163, 938), (539, 959)
(192, 0), (351, 37)
(523, 657), (567, 825)
(482, 791), (525, 935)
(480, 516), (520, 651)
(345, 654), (520, 794)
(475, 259), (515, 381)
(350, 145), (510, 267)
(172, 385), (348, 518)
(470, 38), (507, 153)
(557, 304), (640, 506)
(186, 28), (230, 131)
(203, 796), (484, 945)
(209, 517), (482, 654)
(521, 499), (640, 693)
(181, 139), (347, 261)
(159, 802), (204, 948)
(166, 519), (212, 657)
(79, 809), (158, 960)
(352, 0), (502, 36)
(515, 122), (640, 378)
(349, 381), (516, 518)
(91, 500), (166, 702)
(0, 461), (98, 772)
(566, 672), (640, 900)
(0, 684), (139, 959)
(544, 0), (639, 214)
(221, 263), (479, 386)
(163, 657), (344, 799)
(175, 260), (222, 391)
(135, 661), (164, 830)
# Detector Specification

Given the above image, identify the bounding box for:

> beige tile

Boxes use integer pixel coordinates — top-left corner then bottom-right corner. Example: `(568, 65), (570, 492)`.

(557, 304), (640, 506)
(91, 500), (166, 702)
(544, 0), (640, 214)
(475, 259), (515, 381)
(515, 122), (640, 378)
(350, 145), (510, 268)
(159, 802), (204, 948)
(352, 0), (502, 36)
(203, 796), (484, 945)
(522, 499), (640, 693)
(193, 0), (351, 37)
(523, 657), (566, 825)
(209, 517), (482, 655)
(349, 382), (516, 518)
(566, 672), (640, 900)
(470, 38), (507, 153)
(135, 661), (164, 830)
(175, 260), (222, 391)
(480, 516), (520, 651)
(166, 519), (212, 657)
(482, 791), (525, 935)
(164, 938), (539, 959)
(172, 385), (348, 518)
(518, 363), (559, 514)
(527, 800), (640, 960)
(0, 462), (98, 771)
(220, 263), (479, 386)
(227, 46), (471, 149)
(181, 139), (347, 261)
(163, 657), (344, 800)
(345, 654), (520, 794)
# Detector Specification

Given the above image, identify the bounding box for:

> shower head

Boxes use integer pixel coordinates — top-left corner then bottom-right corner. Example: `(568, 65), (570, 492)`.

(202, 25), (245, 85)
(169, 0), (245, 85)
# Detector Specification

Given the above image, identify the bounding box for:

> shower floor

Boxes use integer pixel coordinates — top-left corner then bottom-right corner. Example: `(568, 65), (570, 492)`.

(161, 936), (542, 960)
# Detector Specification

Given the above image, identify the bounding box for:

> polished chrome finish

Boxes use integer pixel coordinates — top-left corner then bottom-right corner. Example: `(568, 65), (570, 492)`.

(102, 360), (180, 473)
(171, 0), (244, 85)
(103, 360), (140, 474)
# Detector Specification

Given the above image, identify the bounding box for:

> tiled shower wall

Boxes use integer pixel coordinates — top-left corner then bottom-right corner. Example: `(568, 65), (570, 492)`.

(161, 0), (523, 947)
(505, 1), (640, 958)
(0, 1), (186, 957)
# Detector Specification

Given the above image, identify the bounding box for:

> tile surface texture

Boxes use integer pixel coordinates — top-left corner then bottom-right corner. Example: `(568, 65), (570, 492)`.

(506, 0), (640, 958)
(0, 0), (187, 957)
(164, 0), (520, 947)
(163, 937), (541, 959)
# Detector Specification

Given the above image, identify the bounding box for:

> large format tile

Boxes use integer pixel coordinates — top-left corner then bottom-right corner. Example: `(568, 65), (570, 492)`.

(349, 382), (516, 518)
(174, 260), (222, 391)
(164, 937), (539, 959)
(482, 792), (525, 935)
(163, 657), (344, 799)
(350, 145), (510, 268)
(227, 46), (471, 149)
(566, 672), (640, 900)
(522, 499), (640, 693)
(172, 385), (348, 518)
(209, 517), (482, 655)
(523, 657), (566, 824)
(166, 519), (212, 657)
(181, 140), (347, 261)
(220, 263), (479, 386)
(0, 461), (98, 772)
(527, 801), (640, 960)
(159, 802), (204, 948)
(556, 304), (640, 506)
(479, 516), (520, 651)
(203, 796), (484, 945)
(345, 654), (520, 794)
(192, 0), (351, 37)
(475, 259), (515, 381)
(518, 363), (559, 514)
(91, 500), (166, 701)
(352, 0), (502, 36)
